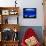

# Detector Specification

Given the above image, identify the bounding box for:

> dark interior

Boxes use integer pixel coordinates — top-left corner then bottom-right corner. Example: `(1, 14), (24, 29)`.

(1, 28), (18, 41)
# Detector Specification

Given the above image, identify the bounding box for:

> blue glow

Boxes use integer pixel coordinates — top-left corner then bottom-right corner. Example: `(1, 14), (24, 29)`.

(23, 8), (36, 18)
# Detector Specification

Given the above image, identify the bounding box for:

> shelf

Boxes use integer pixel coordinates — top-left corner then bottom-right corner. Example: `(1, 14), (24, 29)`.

(0, 7), (19, 24)
(2, 41), (19, 46)
(2, 40), (19, 43)
(0, 7), (20, 46)
(0, 24), (20, 32)
(0, 40), (19, 46)
(0, 7), (19, 16)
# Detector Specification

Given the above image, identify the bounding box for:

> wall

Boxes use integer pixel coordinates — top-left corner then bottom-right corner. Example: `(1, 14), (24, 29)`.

(18, 26), (43, 44)
(17, 0), (44, 26)
(0, 0), (44, 26)
(0, 0), (15, 7)
(0, 0), (44, 44)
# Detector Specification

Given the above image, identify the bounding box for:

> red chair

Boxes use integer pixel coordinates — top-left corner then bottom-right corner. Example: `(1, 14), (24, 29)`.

(21, 28), (41, 46)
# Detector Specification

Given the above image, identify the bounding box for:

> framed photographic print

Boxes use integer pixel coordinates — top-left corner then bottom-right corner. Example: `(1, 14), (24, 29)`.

(23, 8), (36, 18)
(2, 10), (9, 15)
(9, 10), (15, 15)
(9, 10), (17, 15)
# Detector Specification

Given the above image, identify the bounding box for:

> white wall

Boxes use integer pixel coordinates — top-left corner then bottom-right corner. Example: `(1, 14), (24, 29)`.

(0, 0), (15, 7)
(0, 0), (44, 26)
(17, 0), (44, 26)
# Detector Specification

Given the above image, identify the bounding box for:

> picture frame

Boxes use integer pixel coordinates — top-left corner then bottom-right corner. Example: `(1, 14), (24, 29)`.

(9, 10), (18, 15)
(2, 10), (9, 15)
(23, 8), (36, 18)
